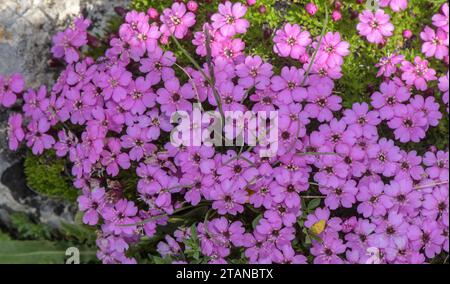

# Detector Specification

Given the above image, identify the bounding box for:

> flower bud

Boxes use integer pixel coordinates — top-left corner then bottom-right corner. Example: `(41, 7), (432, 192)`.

(305, 2), (318, 16)
(402, 29), (413, 39)
(332, 10), (342, 21)
(187, 1), (199, 12)
(147, 7), (159, 20)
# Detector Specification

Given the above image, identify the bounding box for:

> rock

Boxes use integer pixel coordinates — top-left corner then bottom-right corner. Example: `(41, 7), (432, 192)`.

(0, 0), (129, 230)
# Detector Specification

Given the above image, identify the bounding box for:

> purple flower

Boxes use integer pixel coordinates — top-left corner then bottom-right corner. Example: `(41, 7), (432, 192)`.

(140, 47), (176, 84)
(396, 150), (424, 181)
(438, 72), (449, 112)
(380, 0), (408, 12)
(343, 102), (380, 139)
(98, 65), (132, 102)
(420, 26), (449, 60)
(23, 86), (48, 120)
(156, 77), (194, 116)
(410, 95), (442, 127)
(375, 53), (404, 77)
(160, 2), (196, 39)
(270, 67), (308, 103)
(121, 126), (152, 162)
(0, 73), (24, 107)
(371, 80), (410, 120)
(321, 179), (359, 210)
(212, 81), (245, 111)
(385, 178), (422, 216)
(235, 55), (273, 90)
(408, 220), (446, 258)
(102, 199), (138, 235)
(217, 151), (259, 189)
(51, 17), (90, 63)
(387, 104), (427, 143)
(120, 11), (161, 59)
(211, 1), (249, 37)
(273, 23), (311, 59)
(401, 57), (437, 91)
(315, 32), (350, 68)
(432, 3), (449, 33)
(210, 179), (248, 215)
(357, 181), (393, 217)
(78, 187), (106, 225)
(121, 77), (156, 115)
(367, 138), (401, 177)
(310, 233), (346, 264)
(357, 10), (394, 44)
(101, 138), (131, 177)
(305, 83), (342, 122)
(7, 113), (25, 151)
(423, 151), (449, 181)
(25, 118), (55, 155)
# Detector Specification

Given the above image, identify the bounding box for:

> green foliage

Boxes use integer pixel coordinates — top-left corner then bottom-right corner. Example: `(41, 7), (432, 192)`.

(1, 212), (97, 264)
(9, 213), (52, 240)
(59, 212), (98, 245)
(0, 240), (96, 264)
(23, 151), (78, 202)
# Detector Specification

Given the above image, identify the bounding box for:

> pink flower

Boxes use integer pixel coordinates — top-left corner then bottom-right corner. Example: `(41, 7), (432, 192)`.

(139, 47), (176, 84)
(121, 77), (156, 115)
(235, 55), (273, 90)
(357, 10), (394, 44)
(401, 57), (437, 91)
(371, 80), (410, 120)
(420, 26), (449, 60)
(367, 138), (401, 177)
(273, 23), (311, 60)
(102, 199), (138, 235)
(213, 81), (246, 111)
(270, 66), (307, 103)
(98, 65), (132, 102)
(101, 138), (131, 177)
(160, 2), (196, 39)
(387, 104), (427, 143)
(305, 2), (318, 16)
(8, 113), (25, 151)
(305, 83), (342, 122)
(26, 118), (55, 155)
(210, 180), (248, 216)
(315, 32), (350, 68)
(410, 95), (442, 127)
(78, 187), (106, 225)
(22, 86), (48, 120)
(0, 73), (24, 107)
(211, 1), (249, 37)
(432, 3), (449, 33)
(343, 102), (381, 139)
(380, 0), (408, 12)
(438, 72), (449, 111)
(211, 38), (245, 62)
(375, 53), (404, 77)
(51, 17), (90, 63)
(156, 77), (194, 116)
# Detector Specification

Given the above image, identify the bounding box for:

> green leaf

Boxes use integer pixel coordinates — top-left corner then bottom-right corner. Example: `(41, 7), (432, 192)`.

(252, 214), (263, 229)
(0, 240), (96, 264)
(307, 198), (322, 211)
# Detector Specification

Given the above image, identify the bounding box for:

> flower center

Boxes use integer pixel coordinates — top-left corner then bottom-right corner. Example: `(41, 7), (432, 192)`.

(287, 36), (296, 46)
(287, 81), (296, 90)
(225, 14), (235, 25)
(170, 15), (181, 26)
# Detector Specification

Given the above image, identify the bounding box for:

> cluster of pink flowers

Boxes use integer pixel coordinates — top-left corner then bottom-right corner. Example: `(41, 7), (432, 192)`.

(0, 1), (448, 264)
